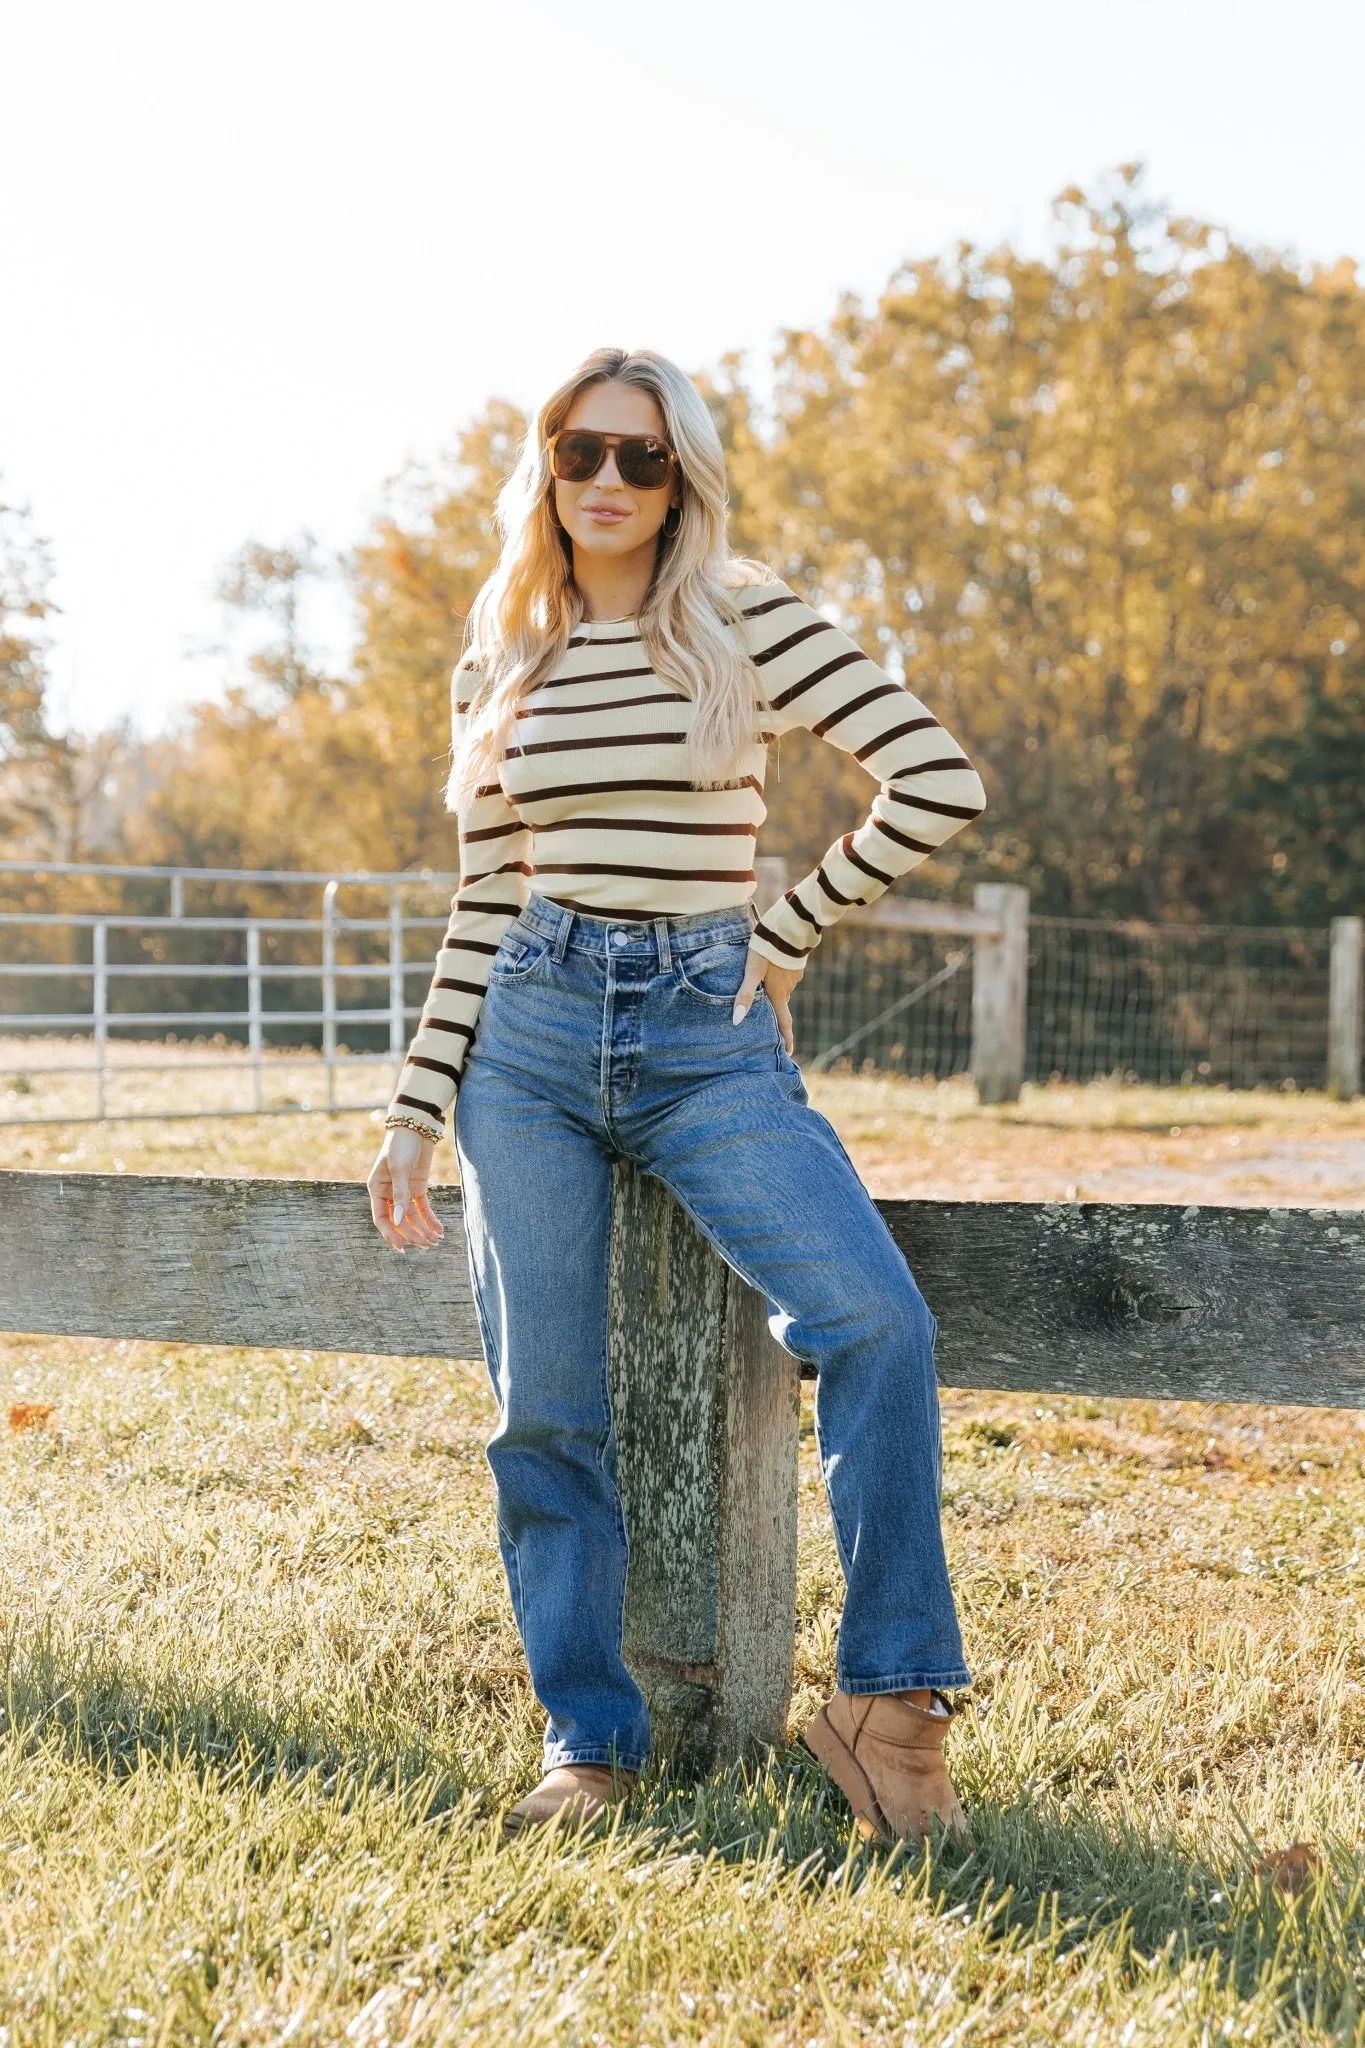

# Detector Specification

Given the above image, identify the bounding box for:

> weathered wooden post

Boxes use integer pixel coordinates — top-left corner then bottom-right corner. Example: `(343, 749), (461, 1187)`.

(608, 1165), (800, 1772)
(1328, 916), (1362, 1101)
(971, 883), (1029, 1105)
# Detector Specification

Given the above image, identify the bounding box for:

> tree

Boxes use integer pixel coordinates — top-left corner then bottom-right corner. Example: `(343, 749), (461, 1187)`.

(125, 405), (519, 877)
(725, 169), (1365, 921)
(0, 489), (60, 849)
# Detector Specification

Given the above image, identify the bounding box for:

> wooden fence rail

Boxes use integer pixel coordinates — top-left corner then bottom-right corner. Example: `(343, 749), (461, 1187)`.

(2, 1169), (1363, 1770)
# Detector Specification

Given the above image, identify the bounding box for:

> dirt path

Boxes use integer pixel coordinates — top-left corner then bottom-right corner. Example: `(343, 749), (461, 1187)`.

(807, 1075), (1365, 1207)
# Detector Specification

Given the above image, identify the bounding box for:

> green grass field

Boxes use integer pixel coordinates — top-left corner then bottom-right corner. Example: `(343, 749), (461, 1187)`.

(2, 1081), (1364, 2043)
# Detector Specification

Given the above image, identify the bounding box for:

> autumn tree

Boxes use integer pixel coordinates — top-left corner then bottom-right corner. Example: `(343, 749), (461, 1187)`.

(121, 178), (1364, 926)
(726, 169), (1365, 921)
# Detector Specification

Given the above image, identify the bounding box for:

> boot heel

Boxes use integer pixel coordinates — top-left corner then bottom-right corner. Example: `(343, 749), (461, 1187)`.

(801, 1707), (891, 1843)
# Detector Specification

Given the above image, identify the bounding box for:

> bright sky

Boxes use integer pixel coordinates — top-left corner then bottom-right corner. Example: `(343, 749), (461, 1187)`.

(4, 0), (1363, 736)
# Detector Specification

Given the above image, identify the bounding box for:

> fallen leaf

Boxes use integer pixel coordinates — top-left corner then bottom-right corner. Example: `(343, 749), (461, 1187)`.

(8, 1402), (54, 1431)
(1256, 1843), (1320, 1895)
(345, 1416), (375, 1445)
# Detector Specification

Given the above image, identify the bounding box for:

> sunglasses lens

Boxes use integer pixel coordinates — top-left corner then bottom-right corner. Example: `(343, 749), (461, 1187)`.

(618, 437), (673, 489)
(553, 432), (605, 482)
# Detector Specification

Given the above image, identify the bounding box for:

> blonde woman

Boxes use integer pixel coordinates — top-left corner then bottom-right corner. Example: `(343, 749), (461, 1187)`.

(367, 348), (986, 1840)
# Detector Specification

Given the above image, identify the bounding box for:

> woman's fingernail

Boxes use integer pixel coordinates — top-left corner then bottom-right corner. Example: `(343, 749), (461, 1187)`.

(393, 1202), (405, 1226)
(732, 1000), (747, 1025)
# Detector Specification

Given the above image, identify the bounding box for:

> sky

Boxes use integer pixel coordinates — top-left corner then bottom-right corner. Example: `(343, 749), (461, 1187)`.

(4, 0), (1364, 737)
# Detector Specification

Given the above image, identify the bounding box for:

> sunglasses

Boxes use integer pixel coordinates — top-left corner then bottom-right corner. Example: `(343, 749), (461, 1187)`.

(547, 429), (677, 491)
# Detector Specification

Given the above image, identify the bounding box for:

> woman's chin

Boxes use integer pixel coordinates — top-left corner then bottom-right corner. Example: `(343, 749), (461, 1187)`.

(571, 522), (654, 557)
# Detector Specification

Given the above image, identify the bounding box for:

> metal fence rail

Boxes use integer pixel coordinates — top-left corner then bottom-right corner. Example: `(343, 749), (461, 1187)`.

(0, 863), (458, 1122)
(1, 861), (1361, 1120)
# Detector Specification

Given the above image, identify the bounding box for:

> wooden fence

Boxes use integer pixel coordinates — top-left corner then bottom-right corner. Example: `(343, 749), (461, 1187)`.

(2, 1169), (1363, 1771)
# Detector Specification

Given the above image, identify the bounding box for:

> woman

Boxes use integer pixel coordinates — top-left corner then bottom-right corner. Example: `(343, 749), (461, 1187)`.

(366, 347), (986, 1841)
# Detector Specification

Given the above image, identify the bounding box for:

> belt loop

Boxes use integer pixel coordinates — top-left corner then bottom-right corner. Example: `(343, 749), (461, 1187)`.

(553, 907), (574, 962)
(653, 915), (672, 972)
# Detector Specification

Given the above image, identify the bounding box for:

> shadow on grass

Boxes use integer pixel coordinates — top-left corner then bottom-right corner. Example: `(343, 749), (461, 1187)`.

(7, 1636), (1362, 2032)
(627, 1743), (1365, 2034)
(0, 1628), (482, 1819)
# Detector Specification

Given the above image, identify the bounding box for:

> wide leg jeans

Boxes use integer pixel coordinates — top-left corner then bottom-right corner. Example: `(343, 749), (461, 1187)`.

(455, 893), (971, 1772)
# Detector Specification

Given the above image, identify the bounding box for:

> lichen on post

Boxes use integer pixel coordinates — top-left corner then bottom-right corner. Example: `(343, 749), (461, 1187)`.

(606, 1161), (800, 1774)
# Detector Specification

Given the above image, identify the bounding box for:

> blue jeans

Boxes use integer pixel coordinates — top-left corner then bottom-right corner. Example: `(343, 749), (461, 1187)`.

(455, 892), (971, 1773)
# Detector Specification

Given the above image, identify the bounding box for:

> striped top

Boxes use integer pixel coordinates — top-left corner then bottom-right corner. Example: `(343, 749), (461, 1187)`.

(387, 577), (985, 1138)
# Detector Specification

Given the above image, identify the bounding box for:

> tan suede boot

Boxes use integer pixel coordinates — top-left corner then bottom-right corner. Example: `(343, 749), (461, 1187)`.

(502, 1763), (636, 1836)
(801, 1690), (966, 1845)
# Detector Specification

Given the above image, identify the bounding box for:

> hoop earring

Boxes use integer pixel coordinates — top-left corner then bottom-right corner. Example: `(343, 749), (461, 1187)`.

(662, 503), (682, 538)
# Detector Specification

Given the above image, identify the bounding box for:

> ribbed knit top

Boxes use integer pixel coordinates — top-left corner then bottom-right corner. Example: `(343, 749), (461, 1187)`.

(386, 577), (986, 1139)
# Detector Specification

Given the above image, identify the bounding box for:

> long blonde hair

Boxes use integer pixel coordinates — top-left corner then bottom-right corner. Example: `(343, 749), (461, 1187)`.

(447, 347), (771, 809)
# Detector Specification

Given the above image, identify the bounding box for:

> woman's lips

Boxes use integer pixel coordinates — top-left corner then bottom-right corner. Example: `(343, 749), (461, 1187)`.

(584, 505), (630, 524)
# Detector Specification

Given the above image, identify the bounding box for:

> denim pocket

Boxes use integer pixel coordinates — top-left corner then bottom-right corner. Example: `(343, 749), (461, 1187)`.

(674, 938), (751, 1003)
(490, 927), (552, 981)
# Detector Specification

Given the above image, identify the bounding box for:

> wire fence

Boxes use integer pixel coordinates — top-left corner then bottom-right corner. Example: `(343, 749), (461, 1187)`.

(1027, 918), (1332, 1091)
(792, 928), (973, 1077)
(0, 861), (1349, 1121)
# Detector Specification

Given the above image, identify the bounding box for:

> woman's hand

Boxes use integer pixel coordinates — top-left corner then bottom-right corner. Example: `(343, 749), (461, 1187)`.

(732, 948), (803, 1054)
(366, 1127), (444, 1252)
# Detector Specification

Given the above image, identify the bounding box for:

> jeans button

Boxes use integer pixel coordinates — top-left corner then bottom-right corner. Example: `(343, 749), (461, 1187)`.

(611, 930), (629, 947)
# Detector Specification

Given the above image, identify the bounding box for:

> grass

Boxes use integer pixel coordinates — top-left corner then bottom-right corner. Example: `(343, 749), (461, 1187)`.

(5, 1041), (1365, 1204)
(1, 1075), (1364, 2042)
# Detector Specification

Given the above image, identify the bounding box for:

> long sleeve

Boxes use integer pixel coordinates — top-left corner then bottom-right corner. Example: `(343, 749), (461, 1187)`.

(741, 583), (986, 967)
(385, 688), (531, 1141)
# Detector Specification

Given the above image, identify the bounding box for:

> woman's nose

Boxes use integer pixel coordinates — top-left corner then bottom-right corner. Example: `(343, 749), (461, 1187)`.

(595, 447), (624, 487)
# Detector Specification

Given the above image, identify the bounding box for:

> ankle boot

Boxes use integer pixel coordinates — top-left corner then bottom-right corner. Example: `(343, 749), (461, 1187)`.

(503, 1763), (636, 1836)
(801, 1689), (966, 1844)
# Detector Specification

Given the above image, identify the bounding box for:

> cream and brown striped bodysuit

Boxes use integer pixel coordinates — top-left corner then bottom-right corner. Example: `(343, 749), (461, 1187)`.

(386, 577), (986, 1139)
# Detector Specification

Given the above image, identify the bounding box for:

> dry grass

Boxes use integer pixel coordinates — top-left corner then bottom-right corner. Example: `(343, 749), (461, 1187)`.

(5, 1041), (1365, 1206)
(1, 1068), (1364, 2042)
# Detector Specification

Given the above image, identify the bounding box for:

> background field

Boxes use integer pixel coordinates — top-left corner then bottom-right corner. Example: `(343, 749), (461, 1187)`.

(2, 1082), (1364, 2043)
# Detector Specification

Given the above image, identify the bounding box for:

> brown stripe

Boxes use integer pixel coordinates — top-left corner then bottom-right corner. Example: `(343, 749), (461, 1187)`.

(841, 833), (895, 888)
(409, 1054), (462, 1084)
(466, 859), (532, 879)
(740, 590), (802, 618)
(431, 978), (485, 999)
(871, 816), (936, 856)
(852, 717), (941, 762)
(514, 774), (763, 804)
(768, 648), (867, 710)
(537, 665), (654, 689)
(455, 897), (523, 915)
(783, 889), (822, 930)
(442, 938), (500, 956)
(462, 820), (524, 842)
(537, 893), (706, 919)
(533, 861), (756, 883)
(505, 731), (686, 761)
(752, 618), (835, 667)
(425, 1012), (476, 1042)
(565, 633), (641, 648)
(877, 751), (976, 776)
(752, 918), (812, 961)
(532, 816), (757, 837)
(884, 786), (984, 818)
(518, 691), (681, 718)
(810, 682), (906, 737)
(394, 1091), (444, 1117)
(814, 862), (856, 909)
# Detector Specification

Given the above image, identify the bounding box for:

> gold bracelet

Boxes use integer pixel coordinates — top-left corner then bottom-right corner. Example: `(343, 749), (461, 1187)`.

(384, 1114), (444, 1142)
